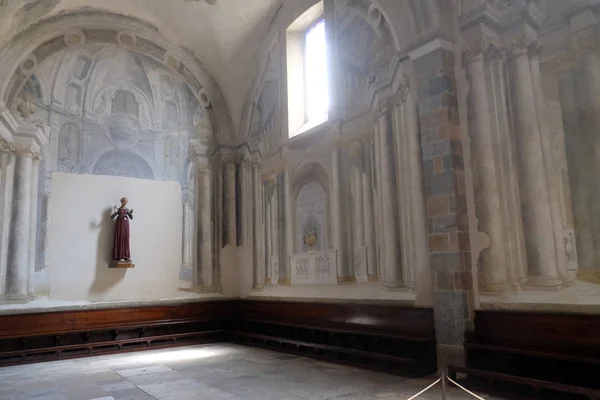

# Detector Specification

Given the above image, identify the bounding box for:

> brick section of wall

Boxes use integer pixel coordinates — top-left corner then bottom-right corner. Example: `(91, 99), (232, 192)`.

(414, 49), (474, 346)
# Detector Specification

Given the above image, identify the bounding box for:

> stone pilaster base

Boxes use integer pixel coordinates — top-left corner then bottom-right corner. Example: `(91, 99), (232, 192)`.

(337, 276), (357, 284)
(1, 293), (35, 304)
(523, 276), (563, 291)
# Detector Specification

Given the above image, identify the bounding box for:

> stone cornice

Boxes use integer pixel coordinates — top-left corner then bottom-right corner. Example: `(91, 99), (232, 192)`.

(459, 1), (504, 33)
(542, 28), (600, 73)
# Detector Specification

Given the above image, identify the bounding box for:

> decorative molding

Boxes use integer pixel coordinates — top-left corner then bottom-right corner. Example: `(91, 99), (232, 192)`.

(0, 138), (12, 153)
(63, 31), (86, 47)
(408, 39), (455, 61)
(12, 142), (41, 159)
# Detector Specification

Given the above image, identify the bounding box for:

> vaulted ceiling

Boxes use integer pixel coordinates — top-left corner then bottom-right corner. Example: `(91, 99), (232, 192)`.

(0, 0), (285, 133)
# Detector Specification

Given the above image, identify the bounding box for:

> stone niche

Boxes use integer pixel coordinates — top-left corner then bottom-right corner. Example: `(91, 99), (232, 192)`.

(7, 42), (214, 302)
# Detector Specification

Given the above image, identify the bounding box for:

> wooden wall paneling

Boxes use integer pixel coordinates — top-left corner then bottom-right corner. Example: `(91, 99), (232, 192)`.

(450, 310), (600, 400)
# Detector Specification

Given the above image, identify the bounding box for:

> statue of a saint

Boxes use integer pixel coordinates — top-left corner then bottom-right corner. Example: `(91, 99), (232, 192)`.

(111, 197), (134, 262)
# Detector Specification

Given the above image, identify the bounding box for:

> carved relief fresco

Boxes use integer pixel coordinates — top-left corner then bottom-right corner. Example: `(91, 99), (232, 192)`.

(336, 5), (389, 115)
(14, 45), (211, 184)
(249, 42), (280, 155)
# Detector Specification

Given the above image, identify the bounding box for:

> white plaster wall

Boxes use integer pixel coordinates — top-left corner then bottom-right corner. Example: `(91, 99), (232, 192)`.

(47, 172), (183, 302)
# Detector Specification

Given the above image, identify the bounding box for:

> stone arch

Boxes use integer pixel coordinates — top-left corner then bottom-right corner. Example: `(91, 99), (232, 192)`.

(239, 0), (409, 140)
(0, 10), (232, 142)
(91, 150), (155, 180)
(291, 157), (330, 199)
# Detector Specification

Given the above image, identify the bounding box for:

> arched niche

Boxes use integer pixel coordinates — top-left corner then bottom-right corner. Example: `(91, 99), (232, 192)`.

(292, 160), (331, 253)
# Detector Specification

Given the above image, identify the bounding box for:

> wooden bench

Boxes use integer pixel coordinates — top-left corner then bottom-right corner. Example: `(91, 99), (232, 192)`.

(233, 300), (437, 377)
(0, 301), (234, 366)
(449, 310), (600, 400)
(0, 299), (436, 378)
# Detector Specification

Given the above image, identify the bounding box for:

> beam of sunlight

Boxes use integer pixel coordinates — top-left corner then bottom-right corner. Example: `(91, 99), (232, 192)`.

(305, 19), (329, 124)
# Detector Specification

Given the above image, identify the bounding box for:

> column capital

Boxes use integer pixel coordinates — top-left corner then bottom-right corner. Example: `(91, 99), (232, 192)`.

(462, 37), (504, 66)
(394, 74), (411, 107)
(506, 35), (531, 60)
(0, 138), (12, 153)
(11, 142), (41, 159)
(189, 138), (212, 160)
(375, 97), (394, 119)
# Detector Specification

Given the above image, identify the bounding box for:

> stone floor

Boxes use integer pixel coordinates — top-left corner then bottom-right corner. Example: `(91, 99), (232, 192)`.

(0, 344), (503, 400)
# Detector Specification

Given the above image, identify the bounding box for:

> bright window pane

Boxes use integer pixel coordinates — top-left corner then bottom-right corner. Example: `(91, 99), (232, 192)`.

(305, 20), (329, 124)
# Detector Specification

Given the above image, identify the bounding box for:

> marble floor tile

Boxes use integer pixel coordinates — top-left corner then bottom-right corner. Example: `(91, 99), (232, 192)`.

(0, 344), (505, 400)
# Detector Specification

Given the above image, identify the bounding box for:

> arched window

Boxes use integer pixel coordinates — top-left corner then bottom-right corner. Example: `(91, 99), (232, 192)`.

(112, 90), (139, 117)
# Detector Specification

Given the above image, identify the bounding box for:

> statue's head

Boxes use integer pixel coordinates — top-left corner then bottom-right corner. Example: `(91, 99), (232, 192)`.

(120, 197), (128, 206)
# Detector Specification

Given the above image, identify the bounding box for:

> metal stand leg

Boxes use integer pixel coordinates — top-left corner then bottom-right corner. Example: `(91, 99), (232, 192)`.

(441, 372), (447, 400)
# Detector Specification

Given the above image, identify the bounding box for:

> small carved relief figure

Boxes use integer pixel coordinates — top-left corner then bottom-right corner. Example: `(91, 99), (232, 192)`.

(564, 232), (576, 263)
(111, 197), (134, 261)
(303, 222), (318, 251)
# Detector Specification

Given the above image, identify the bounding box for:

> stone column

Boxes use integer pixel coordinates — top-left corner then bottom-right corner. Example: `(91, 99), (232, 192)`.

(239, 158), (251, 246)
(5, 147), (34, 301)
(351, 144), (365, 248)
(272, 181), (279, 281)
(529, 44), (571, 285)
(259, 177), (266, 284)
(283, 168), (293, 284)
(373, 126), (383, 279)
(252, 163), (264, 289)
(362, 142), (377, 280)
(40, 193), (51, 270)
(182, 201), (192, 268)
(396, 73), (430, 292)
(463, 46), (509, 291)
(560, 67), (597, 273)
(224, 161), (237, 246)
(0, 142), (15, 296)
(377, 99), (402, 289)
(27, 155), (40, 295)
(507, 42), (562, 288)
(265, 187), (272, 284)
(331, 147), (345, 281)
(576, 55), (600, 269)
(197, 163), (213, 291)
